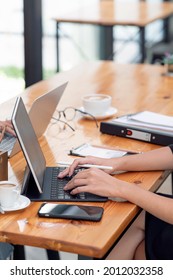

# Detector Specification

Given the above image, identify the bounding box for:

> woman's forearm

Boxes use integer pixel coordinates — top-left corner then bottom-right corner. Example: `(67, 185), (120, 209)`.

(118, 181), (173, 224)
(113, 146), (173, 172)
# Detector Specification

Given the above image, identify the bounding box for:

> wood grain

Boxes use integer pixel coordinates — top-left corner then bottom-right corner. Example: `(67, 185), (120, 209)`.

(0, 62), (172, 258)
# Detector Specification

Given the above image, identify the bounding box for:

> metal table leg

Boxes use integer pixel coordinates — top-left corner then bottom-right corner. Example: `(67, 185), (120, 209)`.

(99, 25), (114, 60)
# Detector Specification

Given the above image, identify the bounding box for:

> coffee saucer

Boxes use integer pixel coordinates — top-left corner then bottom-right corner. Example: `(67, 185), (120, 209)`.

(2, 195), (31, 212)
(79, 106), (118, 120)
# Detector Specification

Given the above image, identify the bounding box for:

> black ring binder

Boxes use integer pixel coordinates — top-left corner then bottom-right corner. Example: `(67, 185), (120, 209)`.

(100, 121), (173, 146)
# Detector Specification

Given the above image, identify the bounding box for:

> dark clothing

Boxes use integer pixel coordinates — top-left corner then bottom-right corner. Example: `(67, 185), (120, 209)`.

(145, 144), (173, 260)
(169, 144), (173, 153)
(145, 193), (173, 260)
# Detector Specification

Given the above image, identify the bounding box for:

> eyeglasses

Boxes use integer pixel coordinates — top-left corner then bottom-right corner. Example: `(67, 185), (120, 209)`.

(52, 107), (99, 131)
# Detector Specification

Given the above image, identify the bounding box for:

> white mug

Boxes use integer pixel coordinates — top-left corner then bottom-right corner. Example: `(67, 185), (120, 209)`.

(0, 181), (20, 208)
(82, 94), (112, 116)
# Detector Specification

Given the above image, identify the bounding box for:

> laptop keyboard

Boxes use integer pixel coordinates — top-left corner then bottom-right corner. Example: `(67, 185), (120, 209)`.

(51, 167), (87, 200)
(0, 133), (16, 152)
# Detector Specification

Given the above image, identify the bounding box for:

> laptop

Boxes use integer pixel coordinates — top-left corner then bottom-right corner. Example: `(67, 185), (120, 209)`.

(11, 97), (107, 202)
(0, 82), (68, 157)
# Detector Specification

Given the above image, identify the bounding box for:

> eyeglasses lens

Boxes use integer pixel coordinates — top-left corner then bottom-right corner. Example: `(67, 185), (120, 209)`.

(64, 108), (76, 121)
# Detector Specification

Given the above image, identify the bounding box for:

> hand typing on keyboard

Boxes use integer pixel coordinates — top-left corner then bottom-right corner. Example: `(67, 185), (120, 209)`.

(63, 168), (84, 180)
(0, 120), (16, 142)
(0, 123), (6, 143)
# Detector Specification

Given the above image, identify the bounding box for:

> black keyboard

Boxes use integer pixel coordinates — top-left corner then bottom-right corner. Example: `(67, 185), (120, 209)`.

(51, 167), (86, 200)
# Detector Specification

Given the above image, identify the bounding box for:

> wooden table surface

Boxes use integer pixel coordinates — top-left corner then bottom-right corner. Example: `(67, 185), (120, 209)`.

(53, 0), (173, 27)
(0, 62), (172, 258)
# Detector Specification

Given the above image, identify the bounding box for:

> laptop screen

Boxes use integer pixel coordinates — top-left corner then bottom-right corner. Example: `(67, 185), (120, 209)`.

(11, 97), (47, 193)
(28, 82), (68, 138)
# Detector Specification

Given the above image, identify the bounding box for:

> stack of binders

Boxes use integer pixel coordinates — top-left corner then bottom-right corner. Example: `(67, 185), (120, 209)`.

(100, 111), (173, 146)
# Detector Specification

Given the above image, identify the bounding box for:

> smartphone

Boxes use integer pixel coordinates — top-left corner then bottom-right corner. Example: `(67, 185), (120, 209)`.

(38, 203), (104, 221)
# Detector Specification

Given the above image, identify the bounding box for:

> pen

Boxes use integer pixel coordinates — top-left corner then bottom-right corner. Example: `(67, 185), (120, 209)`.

(57, 161), (113, 170)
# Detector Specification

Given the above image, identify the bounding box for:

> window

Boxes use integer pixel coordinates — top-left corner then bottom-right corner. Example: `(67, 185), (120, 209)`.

(0, 0), (24, 103)
(42, 0), (99, 73)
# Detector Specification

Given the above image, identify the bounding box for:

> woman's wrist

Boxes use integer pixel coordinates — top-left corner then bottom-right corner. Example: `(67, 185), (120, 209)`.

(117, 180), (139, 202)
(112, 156), (127, 172)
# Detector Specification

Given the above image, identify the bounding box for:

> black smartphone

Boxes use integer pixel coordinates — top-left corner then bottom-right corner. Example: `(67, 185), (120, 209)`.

(38, 203), (104, 221)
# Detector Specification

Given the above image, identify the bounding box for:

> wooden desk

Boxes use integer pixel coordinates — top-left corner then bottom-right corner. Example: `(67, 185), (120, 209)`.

(54, 0), (173, 69)
(0, 62), (172, 259)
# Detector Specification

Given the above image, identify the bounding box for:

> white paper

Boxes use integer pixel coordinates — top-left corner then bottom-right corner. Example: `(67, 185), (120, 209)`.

(112, 111), (173, 132)
(131, 111), (173, 128)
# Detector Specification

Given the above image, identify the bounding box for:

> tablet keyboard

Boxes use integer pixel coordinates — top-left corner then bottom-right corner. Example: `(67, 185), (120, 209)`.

(51, 167), (85, 200)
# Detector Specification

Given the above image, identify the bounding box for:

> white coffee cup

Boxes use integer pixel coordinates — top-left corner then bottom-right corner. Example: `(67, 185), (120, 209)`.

(82, 94), (112, 116)
(0, 181), (20, 208)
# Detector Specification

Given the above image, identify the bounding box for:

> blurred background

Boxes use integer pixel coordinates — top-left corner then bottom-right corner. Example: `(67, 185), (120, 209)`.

(1, 0), (172, 104)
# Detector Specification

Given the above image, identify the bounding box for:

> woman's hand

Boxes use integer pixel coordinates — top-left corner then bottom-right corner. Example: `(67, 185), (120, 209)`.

(0, 120), (16, 137)
(58, 156), (115, 178)
(63, 167), (122, 198)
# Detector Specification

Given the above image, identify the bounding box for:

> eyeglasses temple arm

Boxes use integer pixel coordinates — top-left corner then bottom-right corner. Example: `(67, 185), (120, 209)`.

(75, 109), (99, 128)
(52, 117), (75, 131)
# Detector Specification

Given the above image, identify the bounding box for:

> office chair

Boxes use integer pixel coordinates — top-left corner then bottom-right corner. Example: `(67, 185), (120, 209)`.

(0, 243), (14, 260)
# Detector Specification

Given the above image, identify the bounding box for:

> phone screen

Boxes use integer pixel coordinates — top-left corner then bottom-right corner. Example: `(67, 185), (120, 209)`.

(38, 203), (104, 221)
